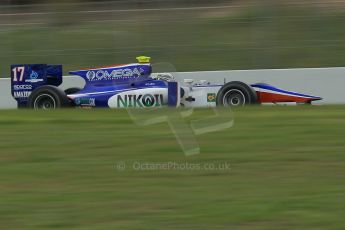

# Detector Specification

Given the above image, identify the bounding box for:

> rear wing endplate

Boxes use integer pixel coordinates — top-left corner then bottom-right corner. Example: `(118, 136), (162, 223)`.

(10, 64), (62, 107)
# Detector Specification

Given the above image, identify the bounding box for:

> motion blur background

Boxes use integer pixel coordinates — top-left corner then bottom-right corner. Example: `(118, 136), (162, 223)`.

(1, 2), (345, 230)
(1, 0), (345, 77)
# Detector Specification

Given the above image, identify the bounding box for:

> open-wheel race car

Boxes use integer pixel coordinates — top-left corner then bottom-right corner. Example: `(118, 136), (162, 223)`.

(10, 56), (322, 109)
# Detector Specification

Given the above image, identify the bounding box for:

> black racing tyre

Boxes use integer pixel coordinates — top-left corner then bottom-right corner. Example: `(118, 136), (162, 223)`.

(216, 81), (258, 106)
(64, 87), (81, 95)
(27, 85), (70, 109)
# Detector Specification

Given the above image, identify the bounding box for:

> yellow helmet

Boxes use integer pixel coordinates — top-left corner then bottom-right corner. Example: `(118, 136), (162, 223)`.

(136, 56), (151, 63)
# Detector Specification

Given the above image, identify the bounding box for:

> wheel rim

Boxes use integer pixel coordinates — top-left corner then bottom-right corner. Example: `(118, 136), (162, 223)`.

(223, 89), (246, 106)
(34, 94), (56, 109)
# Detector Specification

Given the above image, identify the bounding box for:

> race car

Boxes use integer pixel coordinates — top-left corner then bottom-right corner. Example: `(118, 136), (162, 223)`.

(10, 56), (322, 109)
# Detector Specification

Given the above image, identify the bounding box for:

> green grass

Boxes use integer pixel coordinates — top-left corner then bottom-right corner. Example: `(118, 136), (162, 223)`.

(0, 106), (344, 229)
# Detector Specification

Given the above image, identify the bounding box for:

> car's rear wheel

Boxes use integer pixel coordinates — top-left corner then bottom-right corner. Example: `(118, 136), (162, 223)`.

(28, 85), (70, 109)
(216, 81), (258, 106)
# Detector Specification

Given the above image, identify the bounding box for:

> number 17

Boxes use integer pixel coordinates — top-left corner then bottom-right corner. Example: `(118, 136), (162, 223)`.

(12, 66), (25, 82)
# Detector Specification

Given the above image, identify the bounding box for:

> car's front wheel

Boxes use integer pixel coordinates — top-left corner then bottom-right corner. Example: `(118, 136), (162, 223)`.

(216, 81), (258, 106)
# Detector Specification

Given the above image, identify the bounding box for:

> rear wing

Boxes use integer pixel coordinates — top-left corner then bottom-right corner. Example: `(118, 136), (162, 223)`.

(11, 64), (63, 107)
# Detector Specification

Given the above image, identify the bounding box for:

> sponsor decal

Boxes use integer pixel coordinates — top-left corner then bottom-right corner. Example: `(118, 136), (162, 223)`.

(117, 94), (163, 108)
(75, 98), (96, 106)
(108, 88), (167, 108)
(207, 93), (216, 102)
(13, 85), (32, 90)
(30, 70), (38, 79)
(13, 91), (31, 99)
(25, 79), (43, 83)
(25, 70), (43, 83)
(86, 68), (144, 81)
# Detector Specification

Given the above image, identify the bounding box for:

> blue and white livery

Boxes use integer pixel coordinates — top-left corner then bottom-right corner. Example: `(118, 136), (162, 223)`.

(10, 56), (322, 109)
